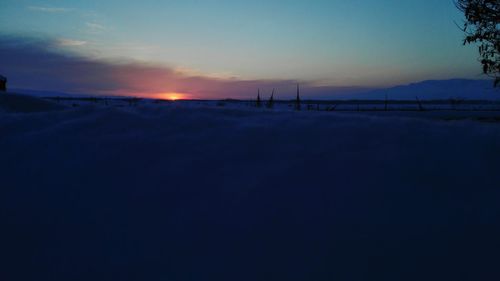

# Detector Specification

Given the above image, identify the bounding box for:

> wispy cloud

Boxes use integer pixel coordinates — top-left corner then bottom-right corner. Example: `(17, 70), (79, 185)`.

(85, 22), (107, 33)
(28, 6), (73, 13)
(57, 39), (88, 47)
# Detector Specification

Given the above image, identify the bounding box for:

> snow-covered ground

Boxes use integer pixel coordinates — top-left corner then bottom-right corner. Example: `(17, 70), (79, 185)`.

(1, 94), (500, 280)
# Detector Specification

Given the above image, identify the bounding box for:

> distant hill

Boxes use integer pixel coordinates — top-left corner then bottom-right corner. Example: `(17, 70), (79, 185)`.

(9, 89), (90, 98)
(354, 79), (500, 100)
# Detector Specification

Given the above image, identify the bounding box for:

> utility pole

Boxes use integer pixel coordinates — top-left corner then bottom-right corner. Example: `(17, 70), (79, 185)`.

(256, 88), (262, 107)
(295, 83), (301, 111)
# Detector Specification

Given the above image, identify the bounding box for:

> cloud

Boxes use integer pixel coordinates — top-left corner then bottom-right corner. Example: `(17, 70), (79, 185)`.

(57, 39), (87, 47)
(85, 22), (107, 33)
(28, 6), (73, 13)
(0, 35), (370, 99)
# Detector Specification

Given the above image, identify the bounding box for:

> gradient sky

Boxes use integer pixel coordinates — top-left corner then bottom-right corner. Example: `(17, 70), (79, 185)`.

(0, 0), (485, 98)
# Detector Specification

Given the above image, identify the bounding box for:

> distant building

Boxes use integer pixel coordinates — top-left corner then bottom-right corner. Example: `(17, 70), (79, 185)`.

(0, 75), (6, 92)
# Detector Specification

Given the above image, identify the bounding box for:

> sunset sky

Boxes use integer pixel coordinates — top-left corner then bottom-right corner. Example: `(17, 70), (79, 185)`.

(0, 0), (483, 99)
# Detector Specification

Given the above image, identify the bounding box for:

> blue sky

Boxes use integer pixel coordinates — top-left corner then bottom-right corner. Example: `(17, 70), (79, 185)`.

(0, 0), (485, 97)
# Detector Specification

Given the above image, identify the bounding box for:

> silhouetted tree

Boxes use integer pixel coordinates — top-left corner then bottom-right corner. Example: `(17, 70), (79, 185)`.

(256, 88), (262, 107)
(456, 0), (500, 86)
(295, 84), (301, 111)
(267, 88), (275, 108)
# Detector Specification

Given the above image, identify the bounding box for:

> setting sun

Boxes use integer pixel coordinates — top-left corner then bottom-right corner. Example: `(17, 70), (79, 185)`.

(159, 92), (186, 101)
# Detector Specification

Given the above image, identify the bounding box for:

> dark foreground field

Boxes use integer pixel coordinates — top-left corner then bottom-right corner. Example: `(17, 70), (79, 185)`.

(1, 96), (500, 280)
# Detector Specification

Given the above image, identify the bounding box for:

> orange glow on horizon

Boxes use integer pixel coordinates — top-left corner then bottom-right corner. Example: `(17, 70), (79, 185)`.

(158, 92), (188, 101)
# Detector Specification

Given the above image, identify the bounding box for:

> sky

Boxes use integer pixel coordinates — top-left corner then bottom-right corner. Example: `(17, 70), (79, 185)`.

(0, 0), (486, 99)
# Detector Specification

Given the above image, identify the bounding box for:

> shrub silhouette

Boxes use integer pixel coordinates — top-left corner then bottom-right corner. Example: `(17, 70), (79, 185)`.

(256, 89), (262, 108)
(267, 89), (275, 108)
